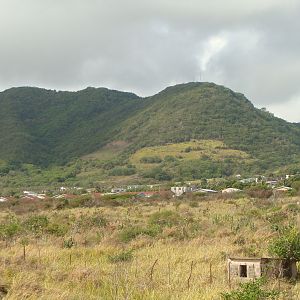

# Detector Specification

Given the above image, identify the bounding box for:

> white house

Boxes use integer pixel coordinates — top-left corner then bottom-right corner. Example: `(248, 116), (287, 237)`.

(23, 191), (45, 199)
(222, 188), (241, 194)
(274, 186), (292, 192)
(171, 186), (192, 197)
(111, 188), (126, 194)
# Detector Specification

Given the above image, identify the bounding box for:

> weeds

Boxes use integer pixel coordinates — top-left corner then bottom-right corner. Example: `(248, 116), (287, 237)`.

(108, 250), (133, 263)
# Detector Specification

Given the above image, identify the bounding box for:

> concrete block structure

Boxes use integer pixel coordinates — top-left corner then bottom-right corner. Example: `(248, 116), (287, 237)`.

(228, 257), (297, 280)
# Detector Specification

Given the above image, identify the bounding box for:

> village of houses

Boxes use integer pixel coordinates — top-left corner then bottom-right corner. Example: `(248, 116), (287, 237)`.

(0, 172), (299, 284)
(0, 173), (295, 203)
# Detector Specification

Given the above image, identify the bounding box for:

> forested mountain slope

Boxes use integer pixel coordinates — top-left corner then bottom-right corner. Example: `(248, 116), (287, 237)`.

(118, 82), (300, 169)
(0, 82), (299, 172)
(0, 87), (142, 165)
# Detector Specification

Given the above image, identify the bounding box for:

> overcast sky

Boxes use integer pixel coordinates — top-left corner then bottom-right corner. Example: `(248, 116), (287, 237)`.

(1, 0), (300, 122)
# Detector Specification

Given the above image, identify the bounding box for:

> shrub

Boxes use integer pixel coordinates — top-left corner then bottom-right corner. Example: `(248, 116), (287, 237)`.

(189, 201), (199, 208)
(221, 278), (279, 300)
(55, 198), (69, 210)
(285, 203), (300, 214)
(164, 155), (177, 162)
(23, 215), (49, 234)
(46, 223), (68, 237)
(148, 210), (181, 227)
(108, 167), (136, 176)
(234, 236), (246, 246)
(0, 214), (21, 241)
(63, 237), (76, 248)
(118, 226), (159, 243)
(90, 215), (108, 227)
(246, 187), (273, 199)
(140, 156), (162, 164)
(291, 180), (300, 192)
(142, 167), (172, 181)
(103, 193), (132, 201)
(269, 226), (300, 261)
(265, 211), (287, 225)
(108, 250), (133, 263)
(155, 170), (172, 181)
(184, 147), (192, 153)
(76, 214), (108, 229)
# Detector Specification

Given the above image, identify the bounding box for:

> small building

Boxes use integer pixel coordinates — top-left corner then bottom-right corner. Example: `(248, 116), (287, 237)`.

(228, 257), (297, 280)
(195, 188), (218, 194)
(239, 178), (256, 184)
(60, 186), (67, 192)
(266, 180), (278, 187)
(274, 186), (292, 192)
(111, 188), (126, 194)
(222, 188), (241, 194)
(171, 186), (192, 197)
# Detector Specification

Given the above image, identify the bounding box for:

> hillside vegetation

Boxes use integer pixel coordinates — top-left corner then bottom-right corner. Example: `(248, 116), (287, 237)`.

(0, 87), (142, 165)
(118, 83), (300, 171)
(1, 193), (300, 299)
(0, 82), (299, 187)
(130, 140), (251, 167)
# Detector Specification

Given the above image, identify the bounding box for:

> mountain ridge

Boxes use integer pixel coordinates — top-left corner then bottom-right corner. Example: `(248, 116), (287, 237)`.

(0, 82), (299, 175)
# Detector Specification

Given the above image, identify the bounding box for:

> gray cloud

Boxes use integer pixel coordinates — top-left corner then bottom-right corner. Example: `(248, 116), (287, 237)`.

(1, 0), (300, 121)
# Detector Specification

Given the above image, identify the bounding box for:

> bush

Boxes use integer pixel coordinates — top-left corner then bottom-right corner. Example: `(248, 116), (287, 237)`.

(285, 203), (300, 214)
(46, 223), (68, 237)
(55, 198), (69, 210)
(90, 215), (108, 227)
(118, 226), (159, 243)
(108, 167), (136, 176)
(62, 195), (100, 208)
(140, 156), (162, 164)
(76, 214), (108, 229)
(142, 167), (172, 181)
(184, 147), (192, 153)
(221, 278), (279, 300)
(265, 211), (287, 225)
(269, 226), (300, 261)
(63, 237), (76, 248)
(291, 180), (300, 192)
(148, 210), (181, 227)
(0, 214), (21, 241)
(164, 155), (177, 162)
(246, 187), (273, 199)
(108, 250), (133, 263)
(189, 201), (199, 208)
(24, 215), (49, 234)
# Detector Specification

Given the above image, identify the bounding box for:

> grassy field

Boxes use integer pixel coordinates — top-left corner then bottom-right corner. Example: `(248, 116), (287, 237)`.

(0, 193), (300, 299)
(81, 141), (129, 161)
(130, 140), (252, 170)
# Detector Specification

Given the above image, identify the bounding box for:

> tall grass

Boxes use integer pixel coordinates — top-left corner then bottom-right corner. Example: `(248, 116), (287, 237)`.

(0, 195), (299, 299)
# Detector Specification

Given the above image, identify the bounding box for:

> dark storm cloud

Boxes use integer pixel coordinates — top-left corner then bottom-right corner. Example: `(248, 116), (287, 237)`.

(1, 0), (300, 121)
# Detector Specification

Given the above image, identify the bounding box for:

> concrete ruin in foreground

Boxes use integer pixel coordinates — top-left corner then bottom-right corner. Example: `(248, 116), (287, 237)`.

(228, 257), (297, 280)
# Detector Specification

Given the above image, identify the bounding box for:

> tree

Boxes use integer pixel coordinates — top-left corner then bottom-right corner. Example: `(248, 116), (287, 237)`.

(0, 214), (22, 246)
(269, 226), (300, 261)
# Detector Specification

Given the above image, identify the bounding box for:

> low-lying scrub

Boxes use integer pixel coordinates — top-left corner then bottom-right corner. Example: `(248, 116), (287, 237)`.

(0, 194), (299, 299)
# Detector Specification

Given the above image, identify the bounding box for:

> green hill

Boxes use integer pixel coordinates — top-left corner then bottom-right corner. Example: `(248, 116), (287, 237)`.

(0, 82), (299, 184)
(118, 82), (300, 170)
(0, 87), (142, 165)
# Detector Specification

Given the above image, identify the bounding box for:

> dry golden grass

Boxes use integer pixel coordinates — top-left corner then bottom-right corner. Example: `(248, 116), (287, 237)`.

(129, 140), (251, 169)
(0, 196), (300, 299)
(81, 141), (129, 161)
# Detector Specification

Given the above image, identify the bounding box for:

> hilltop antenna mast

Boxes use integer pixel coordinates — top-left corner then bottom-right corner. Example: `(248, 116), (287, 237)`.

(199, 71), (203, 82)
